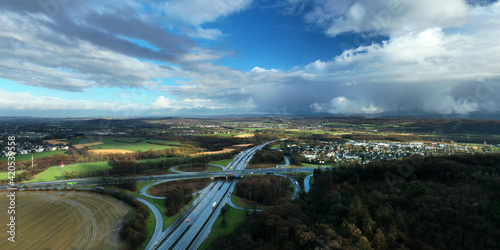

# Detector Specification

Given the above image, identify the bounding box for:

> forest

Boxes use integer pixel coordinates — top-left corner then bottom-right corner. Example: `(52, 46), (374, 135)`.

(209, 153), (500, 250)
(250, 146), (284, 165)
(164, 187), (193, 216)
(235, 175), (290, 206)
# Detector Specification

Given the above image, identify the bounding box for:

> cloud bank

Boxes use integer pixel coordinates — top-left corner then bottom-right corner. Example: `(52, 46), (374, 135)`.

(0, 0), (499, 117)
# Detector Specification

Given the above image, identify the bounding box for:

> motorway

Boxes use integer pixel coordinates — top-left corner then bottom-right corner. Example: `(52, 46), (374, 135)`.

(1, 140), (320, 249)
(153, 142), (271, 250)
(0, 167), (316, 191)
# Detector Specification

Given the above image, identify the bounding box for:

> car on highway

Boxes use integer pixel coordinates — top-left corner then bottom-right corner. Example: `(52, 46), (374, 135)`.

(186, 219), (190, 223)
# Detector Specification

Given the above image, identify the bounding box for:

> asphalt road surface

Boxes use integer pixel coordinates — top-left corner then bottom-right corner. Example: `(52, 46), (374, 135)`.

(304, 174), (314, 193)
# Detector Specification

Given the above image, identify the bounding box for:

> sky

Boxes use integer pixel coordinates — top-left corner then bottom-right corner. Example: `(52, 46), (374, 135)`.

(0, 0), (499, 117)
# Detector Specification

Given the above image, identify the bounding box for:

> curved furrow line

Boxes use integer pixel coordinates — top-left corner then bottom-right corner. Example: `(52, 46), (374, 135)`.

(17, 201), (61, 234)
(81, 196), (106, 250)
(78, 196), (108, 249)
(17, 197), (56, 221)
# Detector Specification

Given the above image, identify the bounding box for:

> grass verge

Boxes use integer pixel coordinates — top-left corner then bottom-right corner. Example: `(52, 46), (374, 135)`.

(231, 194), (264, 210)
(208, 158), (234, 167)
(199, 205), (247, 250)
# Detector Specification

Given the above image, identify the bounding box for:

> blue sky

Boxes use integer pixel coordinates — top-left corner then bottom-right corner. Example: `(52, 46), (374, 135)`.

(0, 0), (499, 117)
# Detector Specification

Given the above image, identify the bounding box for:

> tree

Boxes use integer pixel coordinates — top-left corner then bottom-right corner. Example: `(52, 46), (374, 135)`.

(372, 228), (387, 250)
(221, 217), (227, 228)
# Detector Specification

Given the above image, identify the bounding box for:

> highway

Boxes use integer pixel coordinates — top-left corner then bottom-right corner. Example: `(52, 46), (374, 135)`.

(1, 140), (321, 249)
(1, 166), (318, 191)
(151, 141), (272, 250)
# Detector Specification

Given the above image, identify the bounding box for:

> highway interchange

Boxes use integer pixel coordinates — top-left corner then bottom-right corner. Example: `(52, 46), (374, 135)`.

(3, 141), (320, 249)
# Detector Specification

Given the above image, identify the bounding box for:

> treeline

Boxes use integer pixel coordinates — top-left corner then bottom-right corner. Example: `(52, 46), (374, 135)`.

(289, 152), (305, 166)
(235, 175), (289, 206)
(164, 187), (193, 216)
(251, 148), (284, 165)
(179, 136), (249, 151)
(92, 189), (149, 249)
(109, 152), (237, 176)
(342, 133), (421, 142)
(114, 178), (137, 191)
(209, 153), (500, 250)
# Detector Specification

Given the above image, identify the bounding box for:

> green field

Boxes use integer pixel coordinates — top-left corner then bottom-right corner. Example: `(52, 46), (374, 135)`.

(0, 150), (65, 162)
(301, 163), (328, 167)
(28, 161), (111, 182)
(137, 156), (183, 163)
(209, 158), (233, 167)
(284, 129), (348, 135)
(231, 194), (264, 210)
(63, 137), (181, 152)
(199, 205), (247, 249)
(194, 133), (251, 137)
(271, 144), (281, 149)
(0, 170), (24, 180)
(206, 165), (222, 172)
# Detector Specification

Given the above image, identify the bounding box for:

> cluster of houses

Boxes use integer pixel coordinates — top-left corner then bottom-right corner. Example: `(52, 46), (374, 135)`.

(279, 140), (495, 164)
(1, 141), (69, 158)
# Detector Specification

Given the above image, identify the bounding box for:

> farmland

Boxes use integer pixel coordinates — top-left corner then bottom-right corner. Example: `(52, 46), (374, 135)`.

(0, 170), (24, 180)
(0, 150), (65, 162)
(0, 192), (130, 250)
(62, 137), (181, 152)
(28, 161), (111, 182)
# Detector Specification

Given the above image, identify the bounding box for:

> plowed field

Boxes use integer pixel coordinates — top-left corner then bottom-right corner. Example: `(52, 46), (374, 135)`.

(0, 192), (130, 250)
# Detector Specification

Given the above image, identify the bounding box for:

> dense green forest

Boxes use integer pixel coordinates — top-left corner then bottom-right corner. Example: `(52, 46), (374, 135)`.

(235, 175), (290, 206)
(209, 154), (500, 249)
(250, 146), (284, 165)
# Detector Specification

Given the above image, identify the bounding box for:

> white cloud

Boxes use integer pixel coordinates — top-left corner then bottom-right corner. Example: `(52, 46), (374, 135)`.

(0, 89), (146, 111)
(250, 67), (280, 73)
(187, 27), (224, 40)
(303, 13), (500, 85)
(164, 0), (253, 25)
(154, 96), (232, 110)
(303, 0), (472, 36)
(0, 8), (180, 91)
(311, 96), (384, 114)
(423, 95), (480, 114)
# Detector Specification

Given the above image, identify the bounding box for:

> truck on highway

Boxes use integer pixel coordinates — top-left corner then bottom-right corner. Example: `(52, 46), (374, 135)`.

(212, 202), (217, 209)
